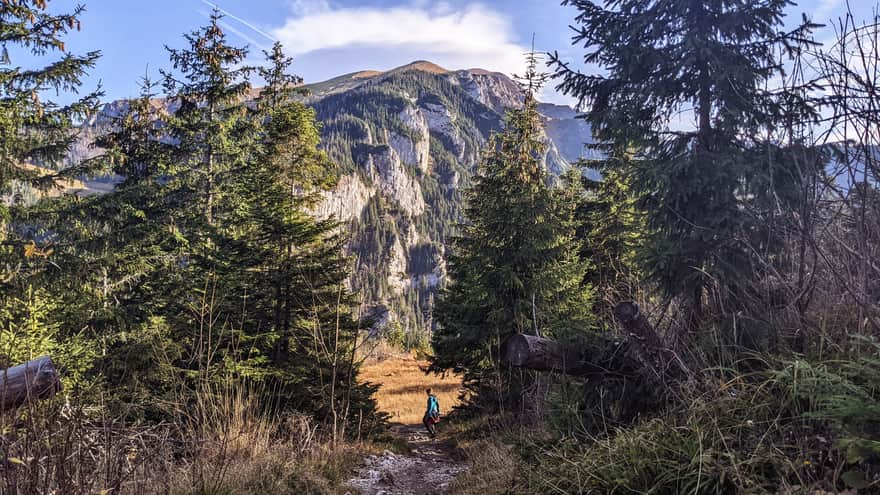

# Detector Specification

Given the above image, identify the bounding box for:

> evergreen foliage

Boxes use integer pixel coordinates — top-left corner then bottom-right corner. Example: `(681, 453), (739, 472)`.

(0, 0), (100, 386)
(30, 79), (181, 411)
(0, 0), (100, 194)
(577, 153), (646, 328)
(431, 55), (594, 408)
(7, 11), (380, 431)
(551, 0), (821, 326)
(234, 41), (378, 429)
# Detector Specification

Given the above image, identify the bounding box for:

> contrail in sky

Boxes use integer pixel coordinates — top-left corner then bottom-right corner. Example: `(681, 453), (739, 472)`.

(219, 19), (270, 51)
(198, 0), (277, 43)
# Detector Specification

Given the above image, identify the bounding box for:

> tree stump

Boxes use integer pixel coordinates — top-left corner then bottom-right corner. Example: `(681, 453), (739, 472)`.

(0, 356), (62, 412)
(613, 302), (664, 352)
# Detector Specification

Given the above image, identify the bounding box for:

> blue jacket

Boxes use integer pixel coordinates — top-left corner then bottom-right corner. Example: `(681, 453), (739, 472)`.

(426, 394), (440, 417)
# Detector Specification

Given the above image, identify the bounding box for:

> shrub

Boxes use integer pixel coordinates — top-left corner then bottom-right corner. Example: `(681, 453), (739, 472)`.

(526, 347), (880, 494)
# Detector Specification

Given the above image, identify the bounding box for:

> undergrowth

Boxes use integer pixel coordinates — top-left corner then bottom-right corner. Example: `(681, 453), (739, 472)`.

(524, 342), (880, 494)
(440, 337), (880, 494)
(0, 382), (393, 495)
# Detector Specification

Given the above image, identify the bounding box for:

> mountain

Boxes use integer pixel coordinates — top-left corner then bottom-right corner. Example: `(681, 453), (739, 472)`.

(69, 61), (595, 335)
(303, 61), (594, 333)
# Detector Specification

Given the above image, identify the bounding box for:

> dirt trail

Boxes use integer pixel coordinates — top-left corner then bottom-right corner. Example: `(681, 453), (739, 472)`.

(347, 423), (467, 495)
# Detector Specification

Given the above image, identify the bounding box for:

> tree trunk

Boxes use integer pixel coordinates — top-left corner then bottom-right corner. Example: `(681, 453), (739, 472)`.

(0, 356), (62, 412)
(501, 334), (585, 373)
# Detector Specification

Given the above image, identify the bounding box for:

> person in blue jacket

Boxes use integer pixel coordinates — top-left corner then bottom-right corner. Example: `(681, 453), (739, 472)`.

(423, 388), (440, 437)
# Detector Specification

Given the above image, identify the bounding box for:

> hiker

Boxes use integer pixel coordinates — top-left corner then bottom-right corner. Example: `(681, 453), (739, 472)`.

(423, 388), (440, 437)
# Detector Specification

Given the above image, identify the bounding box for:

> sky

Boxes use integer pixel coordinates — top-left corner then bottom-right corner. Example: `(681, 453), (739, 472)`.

(41, 0), (873, 106)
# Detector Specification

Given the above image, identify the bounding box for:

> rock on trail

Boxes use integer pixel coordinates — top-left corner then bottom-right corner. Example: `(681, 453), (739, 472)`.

(347, 424), (467, 495)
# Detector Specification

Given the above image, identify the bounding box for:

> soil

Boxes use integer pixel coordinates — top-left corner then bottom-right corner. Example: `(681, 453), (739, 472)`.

(347, 423), (467, 495)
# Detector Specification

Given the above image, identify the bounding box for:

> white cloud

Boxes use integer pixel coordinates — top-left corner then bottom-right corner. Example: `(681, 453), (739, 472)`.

(271, 2), (528, 77)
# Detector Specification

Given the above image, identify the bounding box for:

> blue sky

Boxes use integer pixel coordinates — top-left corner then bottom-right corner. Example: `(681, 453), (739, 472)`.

(46, 0), (867, 105)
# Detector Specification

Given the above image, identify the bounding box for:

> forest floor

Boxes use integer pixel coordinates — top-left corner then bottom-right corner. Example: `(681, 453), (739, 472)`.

(347, 354), (468, 494)
(347, 423), (467, 494)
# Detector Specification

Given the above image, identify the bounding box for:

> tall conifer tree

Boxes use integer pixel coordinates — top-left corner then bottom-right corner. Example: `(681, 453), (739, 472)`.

(151, 11), (259, 379)
(432, 54), (593, 408)
(227, 43), (378, 430)
(161, 9), (251, 230)
(35, 80), (181, 413)
(0, 1), (99, 370)
(551, 0), (819, 326)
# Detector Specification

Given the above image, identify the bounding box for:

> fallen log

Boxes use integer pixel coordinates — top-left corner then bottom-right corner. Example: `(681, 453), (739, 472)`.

(501, 334), (585, 373)
(499, 302), (674, 378)
(0, 356), (62, 412)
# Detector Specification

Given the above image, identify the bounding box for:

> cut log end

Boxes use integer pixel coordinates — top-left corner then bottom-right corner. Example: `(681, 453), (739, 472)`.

(501, 334), (532, 367)
(1, 356), (62, 412)
(613, 301), (640, 324)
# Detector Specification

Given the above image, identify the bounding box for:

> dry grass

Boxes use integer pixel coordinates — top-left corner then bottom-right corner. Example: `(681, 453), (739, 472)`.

(360, 354), (464, 424)
(449, 440), (523, 495)
(0, 382), (389, 495)
(17, 162), (91, 196)
(165, 430), (372, 495)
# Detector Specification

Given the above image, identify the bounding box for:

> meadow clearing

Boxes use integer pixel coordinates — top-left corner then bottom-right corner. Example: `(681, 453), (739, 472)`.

(360, 355), (464, 425)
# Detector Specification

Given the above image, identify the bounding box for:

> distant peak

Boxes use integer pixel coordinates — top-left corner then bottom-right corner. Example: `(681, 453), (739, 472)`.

(389, 60), (449, 75)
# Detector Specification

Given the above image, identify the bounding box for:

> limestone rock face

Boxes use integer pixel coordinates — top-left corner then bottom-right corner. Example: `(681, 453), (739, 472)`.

(420, 101), (466, 160)
(315, 174), (374, 222)
(542, 138), (570, 177)
(361, 145), (426, 217)
(387, 236), (409, 296)
(454, 69), (522, 113)
(389, 105), (431, 174)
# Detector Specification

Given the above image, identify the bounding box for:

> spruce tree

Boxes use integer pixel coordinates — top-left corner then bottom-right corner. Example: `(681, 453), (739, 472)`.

(230, 43), (378, 431)
(154, 10), (259, 378)
(0, 1), (99, 380)
(432, 55), (594, 409)
(577, 154), (645, 329)
(551, 0), (819, 326)
(161, 9), (251, 229)
(36, 78), (183, 414)
(42, 13), (259, 402)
